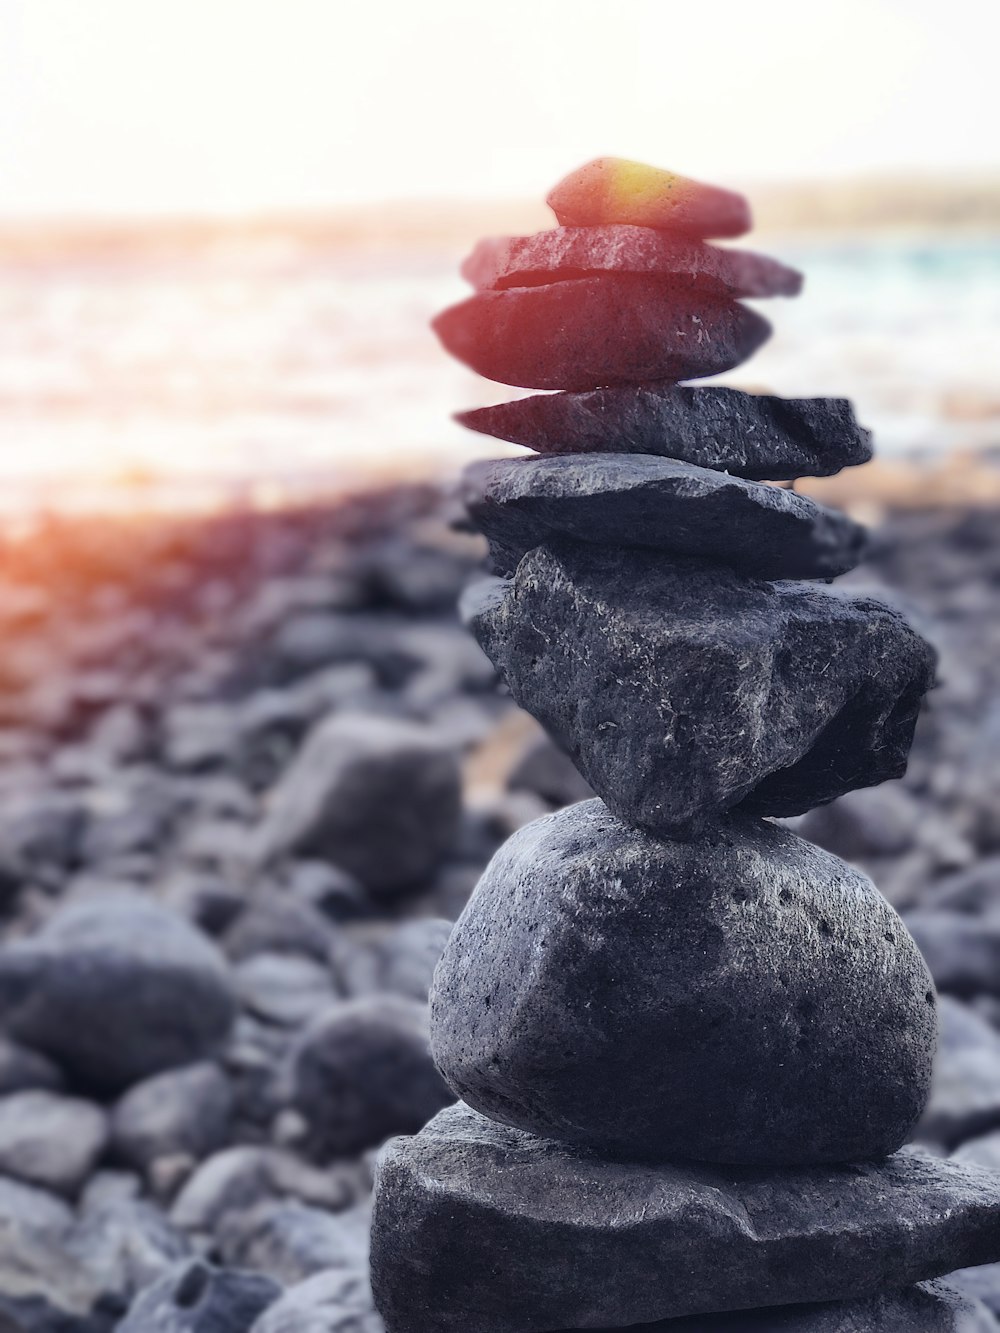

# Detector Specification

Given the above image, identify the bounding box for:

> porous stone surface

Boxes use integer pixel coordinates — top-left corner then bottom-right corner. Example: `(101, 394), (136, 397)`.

(463, 454), (867, 580)
(432, 278), (771, 390)
(430, 801), (936, 1164)
(254, 713), (462, 896)
(466, 542), (936, 836)
(462, 226), (801, 297)
(455, 385), (873, 480)
(546, 157), (752, 236)
(0, 897), (236, 1094)
(288, 995), (454, 1159)
(371, 1103), (1000, 1333)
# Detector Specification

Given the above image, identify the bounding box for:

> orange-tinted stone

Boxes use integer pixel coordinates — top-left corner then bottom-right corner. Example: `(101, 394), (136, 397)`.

(547, 157), (751, 237)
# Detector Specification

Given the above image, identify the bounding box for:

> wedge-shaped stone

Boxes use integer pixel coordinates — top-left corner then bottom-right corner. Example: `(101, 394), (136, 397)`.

(456, 386), (873, 481)
(433, 277), (770, 390)
(371, 1103), (1000, 1333)
(462, 226), (802, 297)
(465, 543), (936, 835)
(547, 157), (751, 237)
(463, 454), (867, 580)
(432, 802), (935, 1164)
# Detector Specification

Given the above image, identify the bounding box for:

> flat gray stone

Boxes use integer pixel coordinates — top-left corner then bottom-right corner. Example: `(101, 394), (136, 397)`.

(431, 801), (935, 1164)
(466, 543), (936, 835)
(456, 385), (872, 480)
(463, 454), (867, 580)
(371, 1103), (1000, 1333)
(462, 226), (802, 297)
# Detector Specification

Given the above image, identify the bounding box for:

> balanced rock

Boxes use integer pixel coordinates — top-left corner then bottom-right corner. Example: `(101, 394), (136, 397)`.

(456, 385), (873, 481)
(463, 226), (801, 297)
(433, 277), (770, 390)
(465, 542), (936, 836)
(463, 454), (867, 580)
(546, 157), (752, 237)
(431, 800), (935, 1164)
(371, 1103), (1000, 1333)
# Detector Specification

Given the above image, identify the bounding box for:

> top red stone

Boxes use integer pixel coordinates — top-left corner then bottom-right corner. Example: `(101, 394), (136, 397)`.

(547, 157), (751, 238)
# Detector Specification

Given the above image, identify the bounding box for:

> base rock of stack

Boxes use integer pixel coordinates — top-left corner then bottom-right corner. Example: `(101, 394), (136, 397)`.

(371, 1103), (1000, 1333)
(462, 226), (802, 297)
(432, 276), (771, 390)
(431, 800), (935, 1164)
(463, 454), (868, 580)
(466, 542), (936, 836)
(456, 385), (873, 481)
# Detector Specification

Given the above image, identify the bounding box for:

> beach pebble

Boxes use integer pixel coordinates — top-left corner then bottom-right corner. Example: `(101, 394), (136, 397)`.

(433, 278), (770, 390)
(546, 157), (751, 236)
(219, 1198), (371, 1285)
(0, 1089), (108, 1196)
(905, 910), (1000, 996)
(371, 1102), (1000, 1333)
(117, 1260), (281, 1333)
(463, 454), (867, 580)
(254, 714), (461, 896)
(456, 385), (871, 480)
(0, 897), (236, 1093)
(111, 1062), (234, 1174)
(250, 1268), (382, 1333)
(918, 997), (1000, 1149)
(431, 801), (935, 1164)
(289, 996), (454, 1160)
(467, 543), (936, 837)
(329, 918), (452, 1003)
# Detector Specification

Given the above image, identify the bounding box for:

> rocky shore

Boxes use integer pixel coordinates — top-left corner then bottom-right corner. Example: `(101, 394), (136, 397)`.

(0, 483), (999, 1329)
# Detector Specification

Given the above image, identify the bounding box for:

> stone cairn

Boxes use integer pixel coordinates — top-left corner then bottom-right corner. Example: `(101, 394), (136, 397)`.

(371, 159), (1000, 1331)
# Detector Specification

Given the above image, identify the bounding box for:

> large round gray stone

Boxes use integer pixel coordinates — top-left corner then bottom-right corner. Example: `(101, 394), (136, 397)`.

(430, 801), (936, 1165)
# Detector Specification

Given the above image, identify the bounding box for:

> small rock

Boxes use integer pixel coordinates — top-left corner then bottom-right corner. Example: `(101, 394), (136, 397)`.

(456, 386), (872, 480)
(0, 897), (236, 1093)
(222, 893), (335, 964)
(117, 1261), (281, 1333)
(546, 157), (751, 236)
(917, 997), (1000, 1149)
(255, 715), (461, 897)
(432, 801), (935, 1164)
(0, 1090), (108, 1195)
(234, 954), (338, 1028)
(467, 543), (935, 836)
(250, 1268), (382, 1333)
(463, 454), (867, 580)
(330, 919), (452, 1003)
(371, 1102), (1000, 1333)
(111, 1063), (233, 1174)
(289, 996), (454, 1160)
(219, 1199), (371, 1285)
(0, 1037), (63, 1095)
(433, 278), (770, 390)
(70, 1195), (192, 1313)
(462, 226), (801, 297)
(905, 911), (1000, 996)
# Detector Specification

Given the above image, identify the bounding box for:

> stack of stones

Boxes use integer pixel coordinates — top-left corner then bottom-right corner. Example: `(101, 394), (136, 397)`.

(371, 159), (1000, 1331)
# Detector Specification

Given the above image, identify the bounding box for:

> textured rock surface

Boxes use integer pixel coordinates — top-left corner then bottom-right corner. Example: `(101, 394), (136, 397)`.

(0, 897), (236, 1094)
(433, 278), (771, 390)
(371, 1103), (1000, 1333)
(456, 385), (873, 480)
(466, 543), (936, 835)
(255, 714), (461, 895)
(463, 226), (801, 297)
(546, 157), (752, 236)
(463, 454), (867, 580)
(289, 995), (454, 1159)
(431, 801), (936, 1164)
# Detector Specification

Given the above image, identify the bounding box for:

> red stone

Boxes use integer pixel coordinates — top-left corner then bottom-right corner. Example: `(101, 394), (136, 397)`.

(432, 276), (771, 391)
(547, 158), (751, 237)
(461, 226), (801, 299)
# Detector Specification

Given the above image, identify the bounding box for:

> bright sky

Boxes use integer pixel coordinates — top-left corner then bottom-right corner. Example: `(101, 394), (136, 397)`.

(0, 0), (997, 217)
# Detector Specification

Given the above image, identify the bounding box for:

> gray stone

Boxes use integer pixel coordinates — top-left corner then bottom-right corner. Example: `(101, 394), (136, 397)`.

(221, 893), (335, 964)
(218, 1199), (370, 1285)
(955, 1129), (1000, 1172)
(255, 715), (461, 896)
(948, 1264), (1000, 1320)
(289, 996), (454, 1160)
(329, 919), (452, 1003)
(250, 1269), (383, 1333)
(370, 1102), (1000, 1333)
(432, 278), (771, 390)
(462, 226), (802, 297)
(69, 1196), (191, 1314)
(466, 543), (935, 836)
(111, 1063), (233, 1173)
(0, 1090), (108, 1196)
(463, 454), (867, 580)
(117, 1261), (281, 1333)
(0, 897), (236, 1094)
(918, 998), (1000, 1149)
(456, 386), (872, 480)
(906, 911), (1000, 996)
(0, 1038), (63, 1096)
(234, 954), (338, 1027)
(431, 801), (935, 1164)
